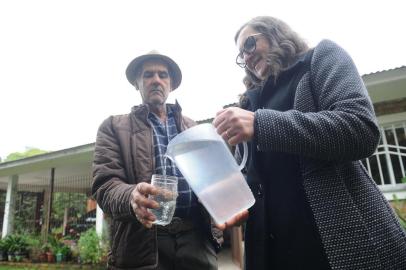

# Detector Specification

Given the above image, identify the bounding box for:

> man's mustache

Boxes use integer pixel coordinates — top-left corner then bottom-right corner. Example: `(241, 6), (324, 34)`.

(150, 86), (163, 92)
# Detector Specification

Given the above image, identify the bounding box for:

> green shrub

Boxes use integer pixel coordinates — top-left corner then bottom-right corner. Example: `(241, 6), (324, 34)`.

(25, 234), (41, 251)
(3, 234), (29, 254)
(78, 228), (102, 264)
(0, 239), (7, 251)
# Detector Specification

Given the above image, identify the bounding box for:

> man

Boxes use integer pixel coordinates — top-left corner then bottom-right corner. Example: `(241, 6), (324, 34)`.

(92, 51), (221, 269)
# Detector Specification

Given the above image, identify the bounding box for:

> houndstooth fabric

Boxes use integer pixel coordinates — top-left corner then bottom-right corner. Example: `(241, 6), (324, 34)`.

(255, 40), (406, 269)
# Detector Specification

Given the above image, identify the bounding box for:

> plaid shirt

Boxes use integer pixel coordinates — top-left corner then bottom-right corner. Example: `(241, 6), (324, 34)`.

(148, 106), (198, 218)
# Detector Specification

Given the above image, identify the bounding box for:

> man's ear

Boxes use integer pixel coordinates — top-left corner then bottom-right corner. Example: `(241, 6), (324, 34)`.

(134, 79), (140, 90)
(169, 78), (174, 91)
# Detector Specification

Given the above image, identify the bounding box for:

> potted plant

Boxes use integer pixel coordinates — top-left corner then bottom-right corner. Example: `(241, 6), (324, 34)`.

(14, 250), (23, 262)
(55, 244), (70, 263)
(26, 235), (42, 263)
(0, 239), (7, 261)
(41, 243), (54, 263)
(12, 235), (29, 262)
(55, 248), (63, 263)
(78, 228), (102, 264)
(46, 249), (55, 263)
(70, 243), (80, 264)
(38, 243), (48, 263)
(3, 234), (20, 262)
(7, 244), (16, 262)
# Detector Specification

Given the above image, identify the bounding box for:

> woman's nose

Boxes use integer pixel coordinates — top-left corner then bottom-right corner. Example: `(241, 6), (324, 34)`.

(243, 52), (254, 67)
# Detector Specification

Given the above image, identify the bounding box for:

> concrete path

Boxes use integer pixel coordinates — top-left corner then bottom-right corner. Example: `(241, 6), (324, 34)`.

(218, 248), (241, 270)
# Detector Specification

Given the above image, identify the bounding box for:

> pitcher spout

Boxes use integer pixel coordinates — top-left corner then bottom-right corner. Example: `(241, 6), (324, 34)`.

(165, 140), (176, 163)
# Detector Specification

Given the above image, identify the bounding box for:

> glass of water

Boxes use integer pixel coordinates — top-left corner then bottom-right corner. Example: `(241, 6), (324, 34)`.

(149, 174), (178, 226)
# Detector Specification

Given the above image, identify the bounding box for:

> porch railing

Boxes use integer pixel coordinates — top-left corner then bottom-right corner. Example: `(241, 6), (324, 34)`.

(363, 122), (406, 199)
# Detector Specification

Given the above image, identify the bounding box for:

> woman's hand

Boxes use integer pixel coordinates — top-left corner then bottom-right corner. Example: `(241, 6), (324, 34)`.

(213, 107), (255, 145)
(215, 210), (249, 230)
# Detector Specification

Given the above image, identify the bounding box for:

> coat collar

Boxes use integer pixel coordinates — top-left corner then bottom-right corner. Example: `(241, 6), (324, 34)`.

(130, 101), (183, 126)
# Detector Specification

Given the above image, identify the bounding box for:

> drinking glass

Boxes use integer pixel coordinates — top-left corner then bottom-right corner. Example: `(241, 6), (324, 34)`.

(149, 174), (178, 225)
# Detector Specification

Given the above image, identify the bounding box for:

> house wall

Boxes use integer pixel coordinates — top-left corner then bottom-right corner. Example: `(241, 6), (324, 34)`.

(374, 97), (406, 117)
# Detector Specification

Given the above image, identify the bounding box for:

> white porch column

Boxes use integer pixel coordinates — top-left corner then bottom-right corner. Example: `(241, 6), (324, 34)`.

(381, 128), (396, 184)
(95, 204), (105, 237)
(2, 175), (18, 238)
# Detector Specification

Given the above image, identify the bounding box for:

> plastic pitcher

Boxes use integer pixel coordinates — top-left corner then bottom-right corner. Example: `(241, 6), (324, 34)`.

(165, 123), (255, 224)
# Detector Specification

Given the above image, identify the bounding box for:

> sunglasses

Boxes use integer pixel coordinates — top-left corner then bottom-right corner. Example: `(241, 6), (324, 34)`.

(236, 33), (263, 68)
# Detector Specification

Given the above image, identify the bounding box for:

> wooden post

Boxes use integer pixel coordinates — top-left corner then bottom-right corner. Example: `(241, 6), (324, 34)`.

(230, 226), (244, 269)
(62, 207), (68, 236)
(35, 192), (43, 232)
(41, 168), (55, 241)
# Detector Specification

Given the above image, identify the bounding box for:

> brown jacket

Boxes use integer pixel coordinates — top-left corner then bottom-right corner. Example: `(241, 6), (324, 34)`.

(92, 102), (222, 270)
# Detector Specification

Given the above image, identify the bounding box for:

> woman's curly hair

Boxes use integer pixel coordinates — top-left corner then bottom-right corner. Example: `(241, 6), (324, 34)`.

(235, 16), (309, 86)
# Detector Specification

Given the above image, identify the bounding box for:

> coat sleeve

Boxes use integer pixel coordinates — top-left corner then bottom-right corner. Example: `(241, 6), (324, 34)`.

(92, 116), (138, 222)
(254, 40), (380, 161)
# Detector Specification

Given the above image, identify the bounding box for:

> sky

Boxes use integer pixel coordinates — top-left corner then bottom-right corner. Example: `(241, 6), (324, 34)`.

(1, 0), (405, 160)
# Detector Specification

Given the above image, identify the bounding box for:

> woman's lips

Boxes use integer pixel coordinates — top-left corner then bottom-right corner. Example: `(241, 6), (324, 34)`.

(248, 57), (260, 71)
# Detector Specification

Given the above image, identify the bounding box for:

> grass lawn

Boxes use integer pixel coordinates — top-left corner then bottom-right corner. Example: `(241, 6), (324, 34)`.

(0, 263), (105, 270)
(0, 266), (88, 270)
(0, 267), (64, 270)
(0, 267), (35, 270)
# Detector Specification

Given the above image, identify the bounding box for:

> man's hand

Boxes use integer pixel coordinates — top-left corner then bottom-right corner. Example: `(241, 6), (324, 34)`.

(130, 182), (160, 228)
(215, 210), (249, 230)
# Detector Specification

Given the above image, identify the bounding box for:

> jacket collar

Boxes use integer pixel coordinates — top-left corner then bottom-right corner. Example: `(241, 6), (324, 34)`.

(130, 101), (183, 123)
(260, 50), (311, 95)
(268, 50), (311, 84)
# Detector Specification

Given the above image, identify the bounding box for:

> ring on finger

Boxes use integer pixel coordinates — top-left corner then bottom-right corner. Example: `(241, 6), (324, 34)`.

(226, 130), (231, 139)
(137, 215), (143, 223)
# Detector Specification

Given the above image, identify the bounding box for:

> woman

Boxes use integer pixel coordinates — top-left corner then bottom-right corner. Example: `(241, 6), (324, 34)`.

(213, 16), (406, 270)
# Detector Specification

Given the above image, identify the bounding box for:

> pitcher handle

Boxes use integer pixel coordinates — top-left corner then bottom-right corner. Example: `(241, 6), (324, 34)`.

(237, 142), (248, 171)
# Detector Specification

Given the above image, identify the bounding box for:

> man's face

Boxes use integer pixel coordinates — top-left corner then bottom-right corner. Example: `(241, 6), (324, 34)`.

(137, 60), (172, 106)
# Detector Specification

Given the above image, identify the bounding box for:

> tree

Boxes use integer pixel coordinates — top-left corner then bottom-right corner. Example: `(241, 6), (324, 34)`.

(3, 148), (48, 162)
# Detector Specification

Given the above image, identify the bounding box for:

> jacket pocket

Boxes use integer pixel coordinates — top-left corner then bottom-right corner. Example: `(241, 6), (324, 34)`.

(111, 220), (157, 268)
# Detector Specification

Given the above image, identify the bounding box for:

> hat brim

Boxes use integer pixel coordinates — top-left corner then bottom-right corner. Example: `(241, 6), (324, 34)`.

(125, 54), (182, 91)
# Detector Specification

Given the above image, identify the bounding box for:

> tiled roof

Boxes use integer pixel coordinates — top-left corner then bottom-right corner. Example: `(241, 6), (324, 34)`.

(362, 65), (406, 78)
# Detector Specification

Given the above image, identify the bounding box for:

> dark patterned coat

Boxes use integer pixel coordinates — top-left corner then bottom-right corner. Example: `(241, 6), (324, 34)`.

(244, 40), (406, 269)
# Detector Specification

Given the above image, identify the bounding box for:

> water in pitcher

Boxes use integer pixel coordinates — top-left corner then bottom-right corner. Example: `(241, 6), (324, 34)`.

(166, 139), (252, 224)
(198, 171), (254, 223)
